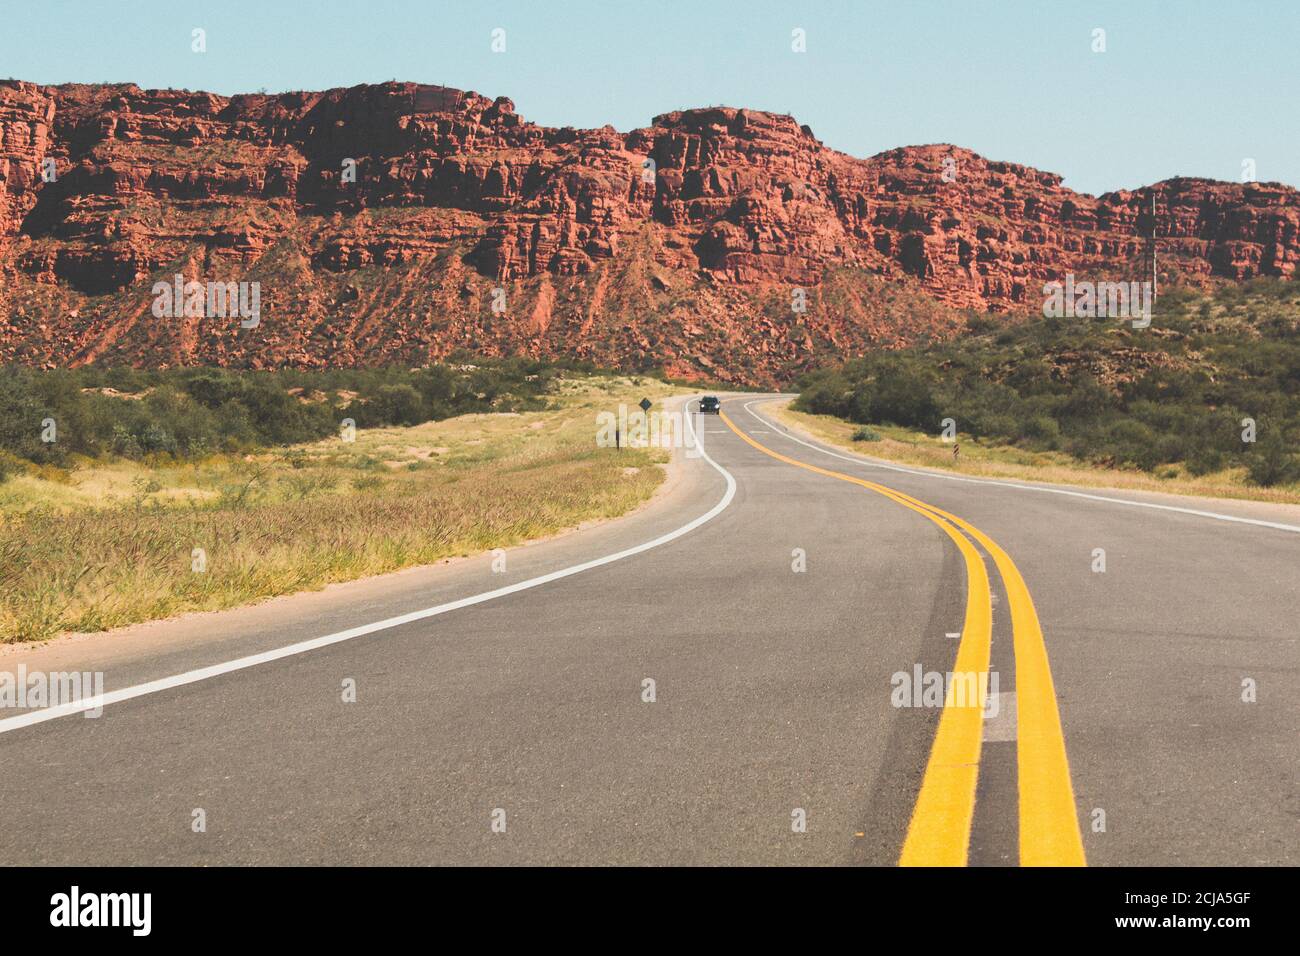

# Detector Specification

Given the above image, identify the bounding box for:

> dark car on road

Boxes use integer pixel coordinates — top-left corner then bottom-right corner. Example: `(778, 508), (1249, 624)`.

(699, 396), (721, 414)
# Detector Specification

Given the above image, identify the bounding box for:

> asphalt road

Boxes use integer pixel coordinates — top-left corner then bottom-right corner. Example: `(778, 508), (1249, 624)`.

(1, 394), (1295, 865)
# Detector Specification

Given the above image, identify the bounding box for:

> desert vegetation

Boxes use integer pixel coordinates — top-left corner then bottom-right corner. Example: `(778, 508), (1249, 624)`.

(0, 356), (601, 477)
(793, 279), (1300, 492)
(0, 366), (677, 642)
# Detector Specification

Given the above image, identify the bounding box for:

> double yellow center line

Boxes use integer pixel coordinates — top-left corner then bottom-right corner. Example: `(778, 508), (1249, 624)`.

(719, 409), (1085, 867)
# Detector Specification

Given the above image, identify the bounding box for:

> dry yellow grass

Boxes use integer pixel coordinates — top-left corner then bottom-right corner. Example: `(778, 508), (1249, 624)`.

(769, 400), (1300, 506)
(0, 376), (685, 642)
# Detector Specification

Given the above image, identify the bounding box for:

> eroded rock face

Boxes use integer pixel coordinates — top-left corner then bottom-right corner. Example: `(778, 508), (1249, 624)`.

(1, 79), (1296, 384)
(0, 82), (57, 250)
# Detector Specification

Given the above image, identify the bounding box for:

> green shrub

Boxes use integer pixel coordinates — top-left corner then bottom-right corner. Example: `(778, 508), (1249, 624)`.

(0, 448), (26, 484)
(794, 279), (1300, 480)
(1246, 434), (1299, 487)
(1184, 446), (1225, 476)
(1020, 415), (1061, 447)
(0, 359), (570, 469)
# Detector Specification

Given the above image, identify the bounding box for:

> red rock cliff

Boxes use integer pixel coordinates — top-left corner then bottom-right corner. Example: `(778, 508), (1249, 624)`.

(1, 80), (1296, 384)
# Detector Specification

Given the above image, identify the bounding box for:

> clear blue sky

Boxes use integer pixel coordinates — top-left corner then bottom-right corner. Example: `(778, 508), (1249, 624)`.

(4, 0), (1294, 195)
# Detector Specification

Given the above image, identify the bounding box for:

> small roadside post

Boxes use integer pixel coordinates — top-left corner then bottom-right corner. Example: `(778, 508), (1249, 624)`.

(638, 397), (652, 450)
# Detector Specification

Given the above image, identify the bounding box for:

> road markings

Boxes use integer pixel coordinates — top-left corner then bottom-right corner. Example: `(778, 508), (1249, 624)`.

(720, 406), (1086, 867)
(887, 487), (1085, 866)
(717, 409), (993, 866)
(983, 692), (1018, 742)
(744, 399), (1300, 535)
(0, 398), (736, 736)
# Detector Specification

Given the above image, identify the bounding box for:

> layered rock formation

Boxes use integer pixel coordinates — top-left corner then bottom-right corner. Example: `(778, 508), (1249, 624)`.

(1, 79), (1296, 384)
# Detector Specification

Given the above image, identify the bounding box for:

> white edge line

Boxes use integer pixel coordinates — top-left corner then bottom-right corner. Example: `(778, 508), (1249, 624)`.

(742, 399), (1300, 535)
(0, 398), (736, 735)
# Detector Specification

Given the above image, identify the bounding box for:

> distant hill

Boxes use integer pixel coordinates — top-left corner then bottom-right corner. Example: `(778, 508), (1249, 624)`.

(2, 80), (1298, 385)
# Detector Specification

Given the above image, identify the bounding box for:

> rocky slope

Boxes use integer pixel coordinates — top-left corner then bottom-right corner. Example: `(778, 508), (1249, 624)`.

(2, 80), (1297, 385)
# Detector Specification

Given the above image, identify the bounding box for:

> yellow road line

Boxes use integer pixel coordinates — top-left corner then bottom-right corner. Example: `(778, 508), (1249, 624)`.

(875, 489), (1086, 866)
(719, 411), (991, 865)
(895, 520), (992, 866)
(718, 409), (1085, 867)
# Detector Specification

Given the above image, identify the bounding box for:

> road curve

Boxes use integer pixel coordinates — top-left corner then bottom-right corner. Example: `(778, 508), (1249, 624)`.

(0, 394), (1294, 865)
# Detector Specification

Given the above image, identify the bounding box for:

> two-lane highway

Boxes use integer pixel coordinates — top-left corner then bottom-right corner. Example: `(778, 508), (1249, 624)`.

(732, 396), (1298, 866)
(0, 394), (1295, 865)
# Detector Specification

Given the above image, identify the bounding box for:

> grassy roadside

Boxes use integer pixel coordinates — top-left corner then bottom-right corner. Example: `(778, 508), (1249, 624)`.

(0, 376), (684, 643)
(768, 399), (1300, 506)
